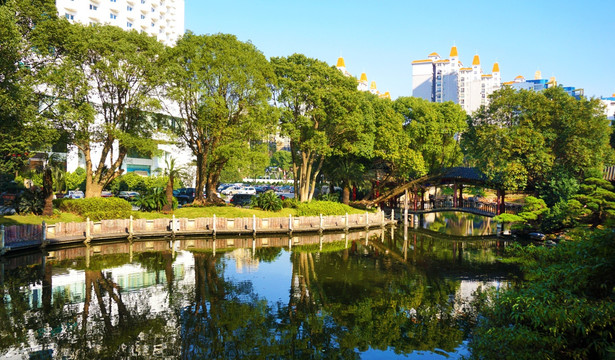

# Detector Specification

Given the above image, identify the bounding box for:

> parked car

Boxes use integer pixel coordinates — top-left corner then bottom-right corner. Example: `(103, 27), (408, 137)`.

(101, 191), (113, 197)
(237, 186), (256, 195)
(176, 188), (196, 205)
(66, 190), (84, 199)
(118, 191), (139, 200)
(230, 193), (254, 207)
(221, 185), (242, 195)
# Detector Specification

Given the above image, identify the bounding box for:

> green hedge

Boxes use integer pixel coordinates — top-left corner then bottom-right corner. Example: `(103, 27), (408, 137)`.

(295, 201), (365, 216)
(55, 197), (132, 221)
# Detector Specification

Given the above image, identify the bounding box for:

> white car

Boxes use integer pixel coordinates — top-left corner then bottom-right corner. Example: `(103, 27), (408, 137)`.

(66, 190), (84, 199)
(237, 186), (256, 195)
(221, 185), (242, 195)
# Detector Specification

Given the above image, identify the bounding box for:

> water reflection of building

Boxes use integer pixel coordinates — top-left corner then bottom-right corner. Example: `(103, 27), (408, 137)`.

(225, 248), (260, 273)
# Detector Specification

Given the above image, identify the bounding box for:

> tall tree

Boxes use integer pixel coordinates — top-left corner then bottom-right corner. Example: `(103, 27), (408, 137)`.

(0, 0), (58, 176)
(44, 24), (165, 197)
(393, 97), (467, 176)
(165, 33), (274, 205)
(271, 54), (368, 202)
(462, 87), (614, 192)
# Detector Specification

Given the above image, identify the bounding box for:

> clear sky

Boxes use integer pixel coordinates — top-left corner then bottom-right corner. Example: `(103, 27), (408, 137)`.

(185, 0), (614, 100)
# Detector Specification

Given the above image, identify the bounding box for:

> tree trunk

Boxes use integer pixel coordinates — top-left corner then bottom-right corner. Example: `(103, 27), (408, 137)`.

(84, 181), (103, 198)
(193, 153), (207, 205)
(162, 176), (173, 213)
(342, 181), (350, 205)
(42, 167), (54, 216)
(205, 170), (224, 205)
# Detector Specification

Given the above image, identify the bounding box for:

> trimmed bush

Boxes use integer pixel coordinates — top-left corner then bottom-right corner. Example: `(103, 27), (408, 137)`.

(56, 197), (132, 221)
(295, 200), (365, 216)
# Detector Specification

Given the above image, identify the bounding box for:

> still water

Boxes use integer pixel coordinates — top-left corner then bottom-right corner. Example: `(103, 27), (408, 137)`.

(0, 212), (518, 359)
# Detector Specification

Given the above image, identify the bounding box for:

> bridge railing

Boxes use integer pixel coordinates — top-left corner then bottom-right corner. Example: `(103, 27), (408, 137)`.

(414, 200), (522, 215)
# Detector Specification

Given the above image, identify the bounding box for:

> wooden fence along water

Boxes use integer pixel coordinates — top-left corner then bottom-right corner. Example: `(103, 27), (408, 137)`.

(0, 211), (394, 254)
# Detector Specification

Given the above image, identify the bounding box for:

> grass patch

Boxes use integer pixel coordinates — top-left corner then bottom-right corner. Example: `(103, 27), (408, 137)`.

(0, 212), (84, 226)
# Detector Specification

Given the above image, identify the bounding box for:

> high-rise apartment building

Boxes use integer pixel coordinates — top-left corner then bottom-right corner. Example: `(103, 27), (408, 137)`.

(336, 57), (391, 99)
(55, 0), (185, 46)
(411, 46), (500, 114)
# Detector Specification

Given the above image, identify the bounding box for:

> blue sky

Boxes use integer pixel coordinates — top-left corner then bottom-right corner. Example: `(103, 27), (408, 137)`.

(185, 0), (614, 100)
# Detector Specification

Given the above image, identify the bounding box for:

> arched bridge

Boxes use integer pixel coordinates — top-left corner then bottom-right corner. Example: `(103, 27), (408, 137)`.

(369, 167), (522, 217)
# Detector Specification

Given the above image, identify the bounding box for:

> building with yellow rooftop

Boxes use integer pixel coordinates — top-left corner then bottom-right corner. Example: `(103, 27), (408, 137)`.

(336, 57), (391, 99)
(411, 46), (501, 114)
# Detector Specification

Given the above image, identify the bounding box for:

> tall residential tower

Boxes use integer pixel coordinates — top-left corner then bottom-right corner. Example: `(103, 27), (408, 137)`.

(55, 0), (185, 46)
(411, 46), (500, 114)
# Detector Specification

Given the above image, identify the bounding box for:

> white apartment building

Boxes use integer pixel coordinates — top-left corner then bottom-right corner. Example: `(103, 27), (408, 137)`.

(602, 94), (615, 123)
(336, 57), (391, 99)
(51, 0), (187, 177)
(411, 46), (500, 114)
(56, 0), (185, 47)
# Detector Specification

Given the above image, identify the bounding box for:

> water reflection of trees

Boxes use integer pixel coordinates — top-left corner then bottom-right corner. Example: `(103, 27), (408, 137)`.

(0, 235), (511, 358)
(277, 242), (465, 357)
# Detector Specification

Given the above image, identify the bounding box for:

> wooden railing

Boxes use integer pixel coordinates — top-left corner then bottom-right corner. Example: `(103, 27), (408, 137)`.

(0, 211), (394, 253)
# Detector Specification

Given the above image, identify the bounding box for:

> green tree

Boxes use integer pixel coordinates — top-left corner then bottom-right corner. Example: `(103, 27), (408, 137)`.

(165, 33), (275, 205)
(393, 97), (467, 176)
(270, 150), (292, 172)
(44, 23), (165, 198)
(463, 87), (614, 192)
(573, 177), (615, 226)
(271, 54), (370, 202)
(0, 0), (58, 176)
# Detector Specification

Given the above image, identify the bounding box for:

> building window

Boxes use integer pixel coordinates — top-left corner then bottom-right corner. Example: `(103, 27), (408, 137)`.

(127, 22), (132, 28)
(127, 5), (133, 11)
(89, 4), (97, 10)
(141, 14), (145, 19)
(110, 0), (116, 2)
(151, 22), (154, 27)
(151, 7), (155, 12)
(110, 13), (117, 19)
(141, 0), (145, 3)
(65, 13), (74, 20)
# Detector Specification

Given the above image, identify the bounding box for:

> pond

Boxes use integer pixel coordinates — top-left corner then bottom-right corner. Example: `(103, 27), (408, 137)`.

(0, 212), (519, 359)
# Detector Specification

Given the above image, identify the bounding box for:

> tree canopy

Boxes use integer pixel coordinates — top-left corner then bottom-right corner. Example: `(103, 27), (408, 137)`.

(165, 32), (275, 204)
(462, 86), (614, 192)
(44, 23), (166, 197)
(271, 54), (372, 202)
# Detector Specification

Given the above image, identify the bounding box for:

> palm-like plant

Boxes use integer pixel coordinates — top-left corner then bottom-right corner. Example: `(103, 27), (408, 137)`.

(250, 190), (283, 211)
(135, 187), (168, 212)
(160, 158), (184, 212)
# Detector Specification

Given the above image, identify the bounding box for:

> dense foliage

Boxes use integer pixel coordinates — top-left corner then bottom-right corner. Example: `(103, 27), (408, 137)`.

(468, 229), (615, 359)
(463, 87), (614, 192)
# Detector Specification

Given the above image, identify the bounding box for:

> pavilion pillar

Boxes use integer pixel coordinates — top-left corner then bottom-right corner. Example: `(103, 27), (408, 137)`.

(413, 189), (418, 211)
(420, 189), (425, 210)
(458, 184), (464, 208)
(500, 189), (506, 215)
(453, 182), (458, 208)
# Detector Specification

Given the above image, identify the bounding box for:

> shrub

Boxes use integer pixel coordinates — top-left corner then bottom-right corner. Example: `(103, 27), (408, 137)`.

(295, 200), (363, 216)
(467, 229), (615, 359)
(282, 198), (298, 209)
(250, 190), (282, 211)
(134, 188), (169, 212)
(317, 192), (339, 202)
(57, 197), (132, 221)
(16, 188), (44, 215)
